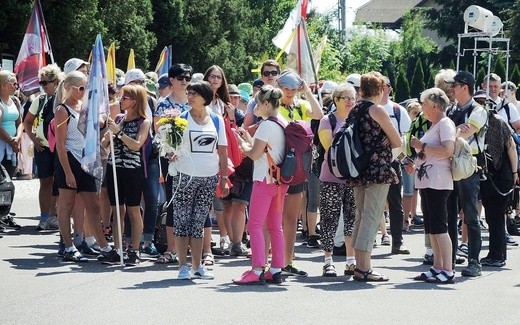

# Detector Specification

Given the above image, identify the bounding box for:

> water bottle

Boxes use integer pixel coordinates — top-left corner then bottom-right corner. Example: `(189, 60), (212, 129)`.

(280, 148), (296, 178)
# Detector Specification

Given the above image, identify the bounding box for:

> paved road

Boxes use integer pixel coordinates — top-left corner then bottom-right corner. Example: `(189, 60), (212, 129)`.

(2, 179), (520, 324)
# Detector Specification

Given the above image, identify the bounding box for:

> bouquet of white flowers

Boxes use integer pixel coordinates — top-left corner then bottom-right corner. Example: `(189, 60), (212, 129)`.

(156, 109), (189, 175)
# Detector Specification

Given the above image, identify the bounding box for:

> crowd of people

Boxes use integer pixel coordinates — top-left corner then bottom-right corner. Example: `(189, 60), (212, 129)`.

(1, 57), (520, 285)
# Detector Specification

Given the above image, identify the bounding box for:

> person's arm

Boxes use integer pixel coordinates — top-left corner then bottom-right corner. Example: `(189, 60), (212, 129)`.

(411, 139), (455, 159)
(107, 118), (151, 151)
(301, 81), (324, 120)
(236, 127), (267, 161)
(370, 104), (402, 148)
(507, 136), (519, 184)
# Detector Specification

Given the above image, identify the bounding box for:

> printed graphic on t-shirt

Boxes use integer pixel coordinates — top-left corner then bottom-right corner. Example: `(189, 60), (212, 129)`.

(189, 130), (217, 153)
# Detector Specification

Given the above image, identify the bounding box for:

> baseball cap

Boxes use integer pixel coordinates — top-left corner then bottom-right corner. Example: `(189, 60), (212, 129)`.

(64, 58), (88, 74)
(277, 71), (303, 90)
(319, 80), (338, 95)
(125, 69), (146, 85)
(444, 71), (475, 87)
(473, 89), (487, 99)
(238, 82), (253, 96)
(158, 74), (171, 89)
(346, 73), (361, 88)
(253, 78), (264, 88)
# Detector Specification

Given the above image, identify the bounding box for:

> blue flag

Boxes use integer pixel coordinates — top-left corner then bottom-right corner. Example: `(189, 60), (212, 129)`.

(78, 34), (108, 180)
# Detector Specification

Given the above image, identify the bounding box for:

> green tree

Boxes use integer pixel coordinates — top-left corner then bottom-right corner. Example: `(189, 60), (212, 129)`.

(395, 70), (411, 102)
(98, 0), (156, 69)
(476, 66), (486, 86)
(0, 1), (33, 54)
(410, 58), (426, 98)
(510, 64), (520, 86)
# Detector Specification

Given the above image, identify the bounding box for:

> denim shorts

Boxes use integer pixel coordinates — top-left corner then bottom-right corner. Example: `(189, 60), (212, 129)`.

(402, 167), (415, 196)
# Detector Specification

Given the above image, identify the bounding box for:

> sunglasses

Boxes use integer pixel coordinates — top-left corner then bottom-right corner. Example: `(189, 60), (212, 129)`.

(175, 75), (192, 82)
(39, 80), (56, 86)
(186, 91), (199, 97)
(72, 85), (86, 91)
(120, 96), (134, 101)
(262, 70), (279, 77)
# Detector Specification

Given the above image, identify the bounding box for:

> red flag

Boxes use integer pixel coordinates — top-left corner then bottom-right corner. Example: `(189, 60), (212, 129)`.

(14, 0), (52, 95)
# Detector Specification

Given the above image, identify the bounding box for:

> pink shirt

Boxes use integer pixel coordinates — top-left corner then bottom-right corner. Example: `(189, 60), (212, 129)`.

(414, 117), (456, 190)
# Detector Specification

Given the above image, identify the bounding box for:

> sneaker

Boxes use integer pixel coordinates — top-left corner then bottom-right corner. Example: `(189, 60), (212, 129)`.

(344, 263), (356, 276)
(480, 257), (506, 267)
(233, 269), (265, 285)
(191, 266), (215, 280)
(381, 234), (390, 246)
(178, 265), (192, 280)
(332, 243), (346, 256)
(124, 250), (140, 266)
(306, 235), (321, 248)
(322, 264), (337, 277)
(63, 249), (88, 263)
(141, 243), (160, 258)
(506, 234), (519, 246)
(78, 241), (100, 256)
(423, 254), (434, 265)
(0, 214), (21, 230)
(264, 270), (283, 284)
(97, 249), (121, 264)
(230, 243), (250, 257)
(461, 260), (482, 277)
(411, 215), (424, 226)
(44, 216), (59, 230)
(36, 219), (47, 231)
(507, 219), (520, 236)
(282, 264), (308, 277)
(391, 245), (410, 255)
(457, 243), (469, 257)
(455, 255), (466, 265)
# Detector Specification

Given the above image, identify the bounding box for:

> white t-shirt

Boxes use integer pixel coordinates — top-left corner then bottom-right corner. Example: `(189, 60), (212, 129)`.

(176, 113), (227, 177)
(252, 119), (285, 184)
(414, 117), (455, 190)
(384, 100), (411, 135)
(495, 98), (520, 125)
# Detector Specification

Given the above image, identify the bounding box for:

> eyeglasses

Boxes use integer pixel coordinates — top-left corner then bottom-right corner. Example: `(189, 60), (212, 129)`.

(72, 85), (86, 92)
(186, 91), (199, 97)
(7, 81), (18, 87)
(120, 96), (134, 101)
(39, 80), (56, 86)
(175, 75), (192, 82)
(262, 70), (279, 77)
(338, 96), (355, 102)
(208, 74), (222, 80)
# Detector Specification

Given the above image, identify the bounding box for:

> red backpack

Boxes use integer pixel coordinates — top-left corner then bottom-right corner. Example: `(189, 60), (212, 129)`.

(265, 117), (314, 186)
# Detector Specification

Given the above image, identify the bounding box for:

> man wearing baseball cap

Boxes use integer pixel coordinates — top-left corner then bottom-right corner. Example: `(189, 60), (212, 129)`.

(64, 58), (89, 75)
(445, 70), (488, 277)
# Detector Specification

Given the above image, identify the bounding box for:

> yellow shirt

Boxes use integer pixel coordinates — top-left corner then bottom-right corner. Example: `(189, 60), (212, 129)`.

(278, 99), (311, 123)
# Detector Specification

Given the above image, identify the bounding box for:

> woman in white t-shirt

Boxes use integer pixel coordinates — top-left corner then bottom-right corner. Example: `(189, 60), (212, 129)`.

(407, 88), (456, 284)
(233, 85), (288, 285)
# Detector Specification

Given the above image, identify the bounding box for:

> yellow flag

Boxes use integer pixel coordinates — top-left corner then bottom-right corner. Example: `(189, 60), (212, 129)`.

(127, 49), (135, 71)
(106, 42), (116, 84)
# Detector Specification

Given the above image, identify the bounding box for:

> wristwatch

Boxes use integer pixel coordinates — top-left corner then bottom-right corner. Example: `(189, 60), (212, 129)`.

(116, 130), (124, 139)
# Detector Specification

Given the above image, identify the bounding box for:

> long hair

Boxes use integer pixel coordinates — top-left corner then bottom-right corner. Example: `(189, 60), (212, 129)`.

(53, 70), (87, 112)
(203, 65), (230, 103)
(121, 84), (148, 120)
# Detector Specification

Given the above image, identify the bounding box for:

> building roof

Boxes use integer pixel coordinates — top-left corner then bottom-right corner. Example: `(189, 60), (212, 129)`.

(355, 0), (428, 28)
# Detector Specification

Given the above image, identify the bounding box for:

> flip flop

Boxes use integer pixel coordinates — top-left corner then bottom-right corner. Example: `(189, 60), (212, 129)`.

(353, 268), (389, 282)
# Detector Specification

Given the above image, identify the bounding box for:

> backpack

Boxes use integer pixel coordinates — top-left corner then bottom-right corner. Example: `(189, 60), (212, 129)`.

(390, 103), (401, 134)
(311, 113), (337, 176)
(405, 113), (431, 157)
(451, 136), (477, 181)
(265, 117), (314, 186)
(48, 104), (73, 153)
(327, 101), (373, 180)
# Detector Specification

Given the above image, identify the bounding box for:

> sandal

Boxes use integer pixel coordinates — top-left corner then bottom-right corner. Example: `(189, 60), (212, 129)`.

(353, 268), (389, 282)
(322, 264), (337, 277)
(202, 253), (214, 266)
(413, 267), (439, 281)
(426, 270), (455, 284)
(155, 251), (178, 264)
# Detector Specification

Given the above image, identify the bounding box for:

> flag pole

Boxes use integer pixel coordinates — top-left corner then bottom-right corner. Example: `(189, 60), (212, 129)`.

(109, 135), (125, 266)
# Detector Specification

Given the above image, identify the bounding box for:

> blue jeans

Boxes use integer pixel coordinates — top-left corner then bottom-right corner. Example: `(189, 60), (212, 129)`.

(447, 172), (481, 262)
(142, 157), (160, 242)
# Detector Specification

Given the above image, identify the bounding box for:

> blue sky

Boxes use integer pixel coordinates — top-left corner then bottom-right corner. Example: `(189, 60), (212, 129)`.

(311, 0), (370, 27)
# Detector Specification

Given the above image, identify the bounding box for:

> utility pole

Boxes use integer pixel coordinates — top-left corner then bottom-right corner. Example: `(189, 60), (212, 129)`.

(338, 0), (346, 41)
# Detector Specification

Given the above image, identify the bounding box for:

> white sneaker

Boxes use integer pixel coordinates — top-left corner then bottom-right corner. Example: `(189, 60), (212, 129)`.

(178, 265), (191, 280)
(44, 216), (59, 230)
(36, 219), (47, 231)
(191, 266), (215, 280)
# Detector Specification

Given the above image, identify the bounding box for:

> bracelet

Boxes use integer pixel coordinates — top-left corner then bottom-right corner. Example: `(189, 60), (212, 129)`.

(421, 142), (427, 151)
(513, 172), (518, 174)
(221, 176), (228, 179)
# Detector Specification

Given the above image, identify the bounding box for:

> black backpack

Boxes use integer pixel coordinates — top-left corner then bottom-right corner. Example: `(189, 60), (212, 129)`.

(311, 113), (337, 176)
(40, 96), (56, 141)
(327, 101), (373, 180)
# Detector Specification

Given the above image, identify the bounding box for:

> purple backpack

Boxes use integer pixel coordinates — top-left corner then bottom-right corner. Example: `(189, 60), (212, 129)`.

(266, 117), (314, 186)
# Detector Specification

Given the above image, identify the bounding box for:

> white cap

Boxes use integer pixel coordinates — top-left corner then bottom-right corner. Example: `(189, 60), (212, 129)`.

(319, 80), (338, 94)
(191, 73), (204, 82)
(125, 69), (146, 85)
(64, 58), (88, 74)
(346, 73), (361, 88)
